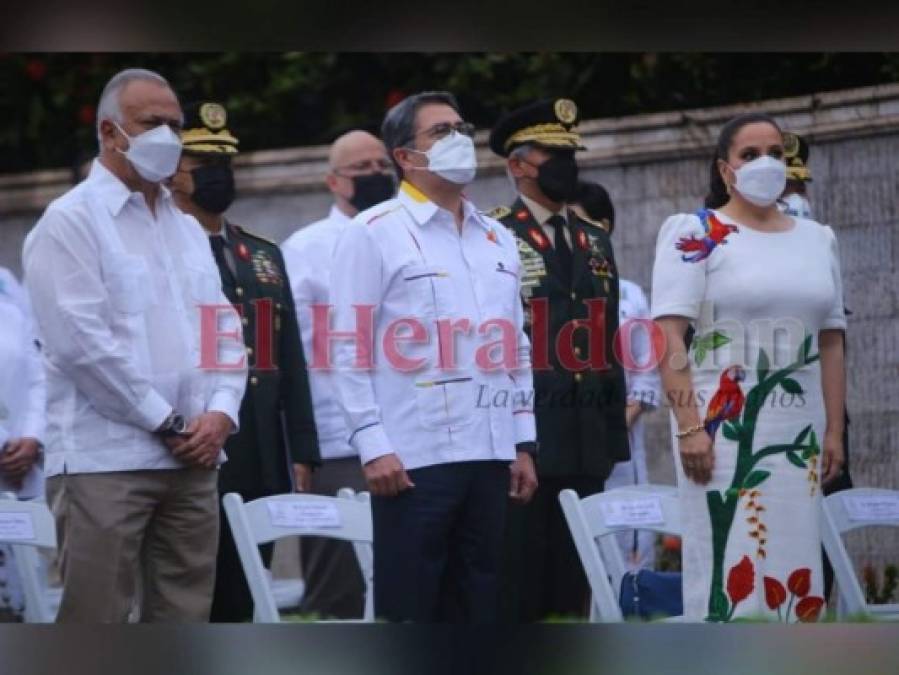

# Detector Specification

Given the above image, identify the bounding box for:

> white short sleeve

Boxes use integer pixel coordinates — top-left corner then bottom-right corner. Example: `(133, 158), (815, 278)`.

(651, 213), (708, 321)
(821, 225), (847, 331)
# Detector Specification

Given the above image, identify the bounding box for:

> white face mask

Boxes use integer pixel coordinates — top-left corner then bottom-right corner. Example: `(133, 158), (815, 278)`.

(410, 131), (477, 185)
(728, 155), (786, 207)
(114, 121), (183, 183)
(779, 192), (813, 219)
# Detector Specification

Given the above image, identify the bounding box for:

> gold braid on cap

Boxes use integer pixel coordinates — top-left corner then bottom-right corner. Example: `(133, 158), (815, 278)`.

(504, 123), (582, 152)
(181, 127), (239, 154)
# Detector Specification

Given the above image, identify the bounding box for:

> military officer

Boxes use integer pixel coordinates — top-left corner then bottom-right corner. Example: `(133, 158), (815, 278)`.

(778, 131), (813, 218)
(488, 99), (630, 621)
(171, 101), (321, 622)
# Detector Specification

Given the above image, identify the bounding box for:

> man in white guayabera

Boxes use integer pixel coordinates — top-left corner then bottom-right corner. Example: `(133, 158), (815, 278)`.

(23, 68), (247, 623)
(329, 91), (538, 622)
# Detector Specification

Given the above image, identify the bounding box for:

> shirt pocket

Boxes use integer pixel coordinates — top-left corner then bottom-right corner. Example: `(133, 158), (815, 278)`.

(105, 254), (154, 314)
(413, 375), (475, 430)
(184, 261), (224, 302)
(401, 262), (455, 319)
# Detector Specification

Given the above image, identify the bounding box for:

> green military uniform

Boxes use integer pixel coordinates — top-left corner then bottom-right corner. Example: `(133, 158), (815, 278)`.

(489, 99), (630, 621)
(179, 102), (320, 622)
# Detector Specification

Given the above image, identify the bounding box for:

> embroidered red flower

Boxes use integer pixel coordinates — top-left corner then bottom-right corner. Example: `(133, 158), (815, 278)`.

(794, 596), (825, 622)
(763, 576), (787, 610)
(787, 568), (811, 598)
(726, 555), (755, 605)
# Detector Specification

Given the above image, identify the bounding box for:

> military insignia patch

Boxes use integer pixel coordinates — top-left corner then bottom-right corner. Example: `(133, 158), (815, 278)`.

(554, 98), (578, 125)
(576, 229), (589, 250)
(486, 206), (511, 220)
(199, 102), (227, 130)
(527, 226), (550, 252)
(252, 250), (283, 286)
(783, 131), (799, 157)
(515, 209), (530, 222)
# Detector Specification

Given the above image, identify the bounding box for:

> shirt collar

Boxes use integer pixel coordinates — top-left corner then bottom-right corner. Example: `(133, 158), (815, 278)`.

(520, 193), (566, 227)
(398, 180), (486, 231)
(328, 203), (355, 225)
(87, 158), (173, 217)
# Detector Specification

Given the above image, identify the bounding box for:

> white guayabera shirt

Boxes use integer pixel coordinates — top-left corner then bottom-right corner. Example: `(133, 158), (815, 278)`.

(0, 267), (46, 497)
(329, 181), (536, 470)
(282, 205), (356, 461)
(23, 160), (247, 477)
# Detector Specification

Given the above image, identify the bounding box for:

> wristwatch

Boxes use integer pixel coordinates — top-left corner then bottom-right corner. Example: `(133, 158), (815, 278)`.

(155, 411), (187, 438)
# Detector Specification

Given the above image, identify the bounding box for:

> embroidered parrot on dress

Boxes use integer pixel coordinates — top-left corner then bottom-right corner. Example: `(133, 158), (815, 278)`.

(704, 365), (746, 440)
(676, 209), (739, 263)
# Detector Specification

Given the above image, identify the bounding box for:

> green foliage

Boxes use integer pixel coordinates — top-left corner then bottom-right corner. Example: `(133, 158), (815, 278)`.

(4, 52), (899, 173)
(691, 329), (731, 367)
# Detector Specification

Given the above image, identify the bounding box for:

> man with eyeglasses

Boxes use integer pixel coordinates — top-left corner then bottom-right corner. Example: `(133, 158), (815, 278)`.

(488, 99), (630, 621)
(281, 129), (395, 619)
(328, 91), (538, 622)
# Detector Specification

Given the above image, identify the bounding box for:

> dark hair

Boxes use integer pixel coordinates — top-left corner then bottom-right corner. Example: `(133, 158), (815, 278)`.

(381, 91), (460, 180)
(575, 180), (615, 234)
(704, 112), (782, 209)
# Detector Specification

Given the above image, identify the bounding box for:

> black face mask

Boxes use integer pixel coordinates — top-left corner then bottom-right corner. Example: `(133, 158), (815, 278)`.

(191, 163), (236, 214)
(535, 154), (579, 204)
(349, 172), (396, 212)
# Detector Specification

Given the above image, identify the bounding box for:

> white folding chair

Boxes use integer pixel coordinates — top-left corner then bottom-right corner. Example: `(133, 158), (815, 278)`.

(223, 491), (374, 623)
(559, 485), (683, 622)
(0, 495), (57, 623)
(337, 488), (375, 622)
(820, 487), (899, 621)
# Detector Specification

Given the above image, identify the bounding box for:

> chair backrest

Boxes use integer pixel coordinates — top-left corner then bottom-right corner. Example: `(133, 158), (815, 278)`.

(223, 491), (373, 623)
(0, 495), (57, 623)
(559, 486), (682, 622)
(820, 487), (899, 618)
(336, 488), (375, 621)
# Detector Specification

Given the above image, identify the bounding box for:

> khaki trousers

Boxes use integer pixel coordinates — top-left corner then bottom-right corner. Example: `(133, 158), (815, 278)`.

(46, 468), (219, 623)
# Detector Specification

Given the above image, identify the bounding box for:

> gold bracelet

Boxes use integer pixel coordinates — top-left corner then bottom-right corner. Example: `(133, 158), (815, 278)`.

(675, 424), (705, 439)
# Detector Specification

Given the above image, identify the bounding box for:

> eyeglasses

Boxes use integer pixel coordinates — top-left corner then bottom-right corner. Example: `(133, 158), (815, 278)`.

(410, 121), (476, 143)
(333, 158), (394, 176)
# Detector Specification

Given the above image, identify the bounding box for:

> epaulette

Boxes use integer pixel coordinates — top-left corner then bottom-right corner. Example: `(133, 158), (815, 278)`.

(575, 214), (611, 234)
(486, 206), (512, 220)
(232, 224), (277, 247)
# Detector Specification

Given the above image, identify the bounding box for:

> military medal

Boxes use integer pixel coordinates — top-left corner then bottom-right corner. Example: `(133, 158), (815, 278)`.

(236, 242), (251, 261)
(516, 209), (530, 222)
(252, 250), (283, 286)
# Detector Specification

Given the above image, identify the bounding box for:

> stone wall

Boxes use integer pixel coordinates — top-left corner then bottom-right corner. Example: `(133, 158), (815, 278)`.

(2, 83), (897, 581)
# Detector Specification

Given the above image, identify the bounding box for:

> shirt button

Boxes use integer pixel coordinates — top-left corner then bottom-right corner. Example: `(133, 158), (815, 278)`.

(250, 375), (259, 386)
(574, 346), (582, 357)
(574, 372), (583, 383)
(247, 346), (254, 357)
(236, 287), (244, 297)
(570, 292), (576, 300)
(242, 317), (249, 326)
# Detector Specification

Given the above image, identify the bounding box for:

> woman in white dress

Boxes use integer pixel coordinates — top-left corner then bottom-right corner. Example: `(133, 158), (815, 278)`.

(0, 266), (46, 617)
(650, 113), (847, 622)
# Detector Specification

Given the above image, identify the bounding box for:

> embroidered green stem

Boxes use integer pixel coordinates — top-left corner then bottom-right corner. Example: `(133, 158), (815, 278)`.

(704, 335), (821, 622)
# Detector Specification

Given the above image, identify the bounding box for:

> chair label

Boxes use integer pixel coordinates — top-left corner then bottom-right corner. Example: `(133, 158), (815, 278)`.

(0, 511), (36, 541)
(844, 495), (899, 522)
(267, 501), (342, 529)
(600, 497), (664, 527)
